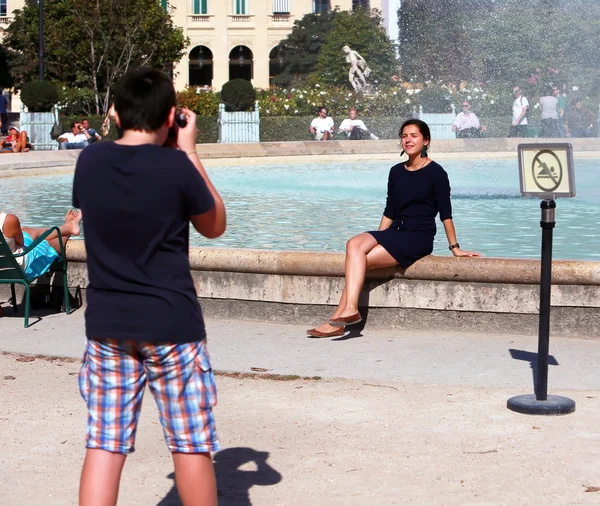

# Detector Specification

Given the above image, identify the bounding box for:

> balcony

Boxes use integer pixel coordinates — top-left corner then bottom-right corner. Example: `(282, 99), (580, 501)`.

(0, 16), (11, 26)
(228, 14), (254, 25)
(268, 13), (292, 27)
(188, 14), (214, 27)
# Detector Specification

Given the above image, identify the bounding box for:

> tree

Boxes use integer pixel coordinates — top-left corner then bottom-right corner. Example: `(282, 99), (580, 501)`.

(0, 46), (14, 89)
(467, 0), (600, 96)
(4, 0), (187, 114)
(273, 10), (338, 87)
(315, 9), (397, 88)
(398, 0), (482, 85)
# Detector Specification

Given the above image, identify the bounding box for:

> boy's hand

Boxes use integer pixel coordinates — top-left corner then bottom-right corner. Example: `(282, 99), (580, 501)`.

(175, 108), (198, 154)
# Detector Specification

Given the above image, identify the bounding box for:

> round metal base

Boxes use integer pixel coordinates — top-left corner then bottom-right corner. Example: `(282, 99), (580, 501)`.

(507, 394), (576, 415)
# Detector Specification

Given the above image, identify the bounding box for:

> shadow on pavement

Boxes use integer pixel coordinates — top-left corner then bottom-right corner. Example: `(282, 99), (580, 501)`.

(157, 447), (282, 506)
(509, 348), (559, 395)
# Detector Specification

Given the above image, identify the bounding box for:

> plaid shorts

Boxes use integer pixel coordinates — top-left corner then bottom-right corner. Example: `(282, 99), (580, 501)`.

(79, 338), (220, 454)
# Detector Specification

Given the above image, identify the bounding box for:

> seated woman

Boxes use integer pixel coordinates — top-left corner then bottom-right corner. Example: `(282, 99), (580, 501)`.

(1, 127), (31, 153)
(0, 209), (82, 281)
(307, 119), (480, 338)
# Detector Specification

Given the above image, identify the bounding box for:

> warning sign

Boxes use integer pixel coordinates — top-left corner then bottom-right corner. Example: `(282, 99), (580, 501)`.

(518, 143), (575, 198)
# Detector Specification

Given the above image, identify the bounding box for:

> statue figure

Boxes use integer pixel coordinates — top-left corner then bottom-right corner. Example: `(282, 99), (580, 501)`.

(343, 45), (372, 93)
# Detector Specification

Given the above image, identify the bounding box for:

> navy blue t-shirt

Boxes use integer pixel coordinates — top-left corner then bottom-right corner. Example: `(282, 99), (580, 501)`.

(72, 142), (215, 343)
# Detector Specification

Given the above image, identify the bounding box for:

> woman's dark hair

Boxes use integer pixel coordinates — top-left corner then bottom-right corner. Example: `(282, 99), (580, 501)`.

(114, 67), (176, 132)
(398, 119), (431, 144)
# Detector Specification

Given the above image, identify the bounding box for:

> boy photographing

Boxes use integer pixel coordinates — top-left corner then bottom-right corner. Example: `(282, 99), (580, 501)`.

(73, 68), (226, 506)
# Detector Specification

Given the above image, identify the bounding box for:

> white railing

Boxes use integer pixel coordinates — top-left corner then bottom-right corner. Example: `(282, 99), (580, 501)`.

(189, 14), (212, 23)
(229, 14), (253, 22)
(218, 102), (260, 143)
(418, 105), (456, 140)
(270, 14), (291, 22)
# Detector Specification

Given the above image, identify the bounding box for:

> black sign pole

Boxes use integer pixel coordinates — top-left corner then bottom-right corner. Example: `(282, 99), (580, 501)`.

(507, 199), (575, 415)
(536, 199), (555, 400)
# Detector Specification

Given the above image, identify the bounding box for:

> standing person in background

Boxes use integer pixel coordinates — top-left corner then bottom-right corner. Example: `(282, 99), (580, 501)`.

(0, 89), (8, 136)
(509, 86), (529, 137)
(309, 106), (335, 141)
(557, 85), (567, 137)
(74, 67), (226, 506)
(539, 86), (560, 138)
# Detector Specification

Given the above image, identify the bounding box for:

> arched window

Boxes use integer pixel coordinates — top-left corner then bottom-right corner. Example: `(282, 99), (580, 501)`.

(269, 46), (284, 87)
(189, 46), (213, 88)
(229, 45), (253, 82)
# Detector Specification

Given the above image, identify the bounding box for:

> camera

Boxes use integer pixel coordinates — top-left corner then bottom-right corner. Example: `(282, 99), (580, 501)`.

(175, 110), (187, 128)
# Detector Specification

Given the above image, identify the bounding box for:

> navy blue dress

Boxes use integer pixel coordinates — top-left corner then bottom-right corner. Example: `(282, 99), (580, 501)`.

(368, 160), (452, 269)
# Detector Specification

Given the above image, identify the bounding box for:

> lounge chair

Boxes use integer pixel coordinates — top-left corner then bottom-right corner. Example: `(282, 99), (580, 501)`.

(0, 227), (71, 327)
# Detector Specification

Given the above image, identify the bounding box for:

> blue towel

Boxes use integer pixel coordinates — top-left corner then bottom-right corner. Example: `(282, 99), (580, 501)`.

(23, 231), (59, 281)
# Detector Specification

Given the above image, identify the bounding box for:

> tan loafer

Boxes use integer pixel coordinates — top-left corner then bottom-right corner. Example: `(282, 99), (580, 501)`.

(329, 312), (362, 327)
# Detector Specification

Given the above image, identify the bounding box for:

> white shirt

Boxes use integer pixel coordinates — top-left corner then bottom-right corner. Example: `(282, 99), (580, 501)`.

(452, 112), (480, 131)
(339, 119), (368, 137)
(513, 96), (529, 125)
(59, 132), (87, 143)
(310, 116), (334, 133)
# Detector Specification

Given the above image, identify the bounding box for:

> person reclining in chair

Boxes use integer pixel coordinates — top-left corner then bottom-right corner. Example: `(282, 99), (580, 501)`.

(0, 210), (82, 281)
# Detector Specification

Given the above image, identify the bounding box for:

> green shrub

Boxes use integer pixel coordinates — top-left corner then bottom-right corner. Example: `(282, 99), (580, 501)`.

(20, 80), (59, 112)
(220, 79), (256, 112)
(177, 88), (220, 116)
(418, 86), (453, 113)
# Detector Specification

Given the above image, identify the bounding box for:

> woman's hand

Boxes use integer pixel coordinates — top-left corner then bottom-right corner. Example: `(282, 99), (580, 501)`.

(452, 247), (481, 257)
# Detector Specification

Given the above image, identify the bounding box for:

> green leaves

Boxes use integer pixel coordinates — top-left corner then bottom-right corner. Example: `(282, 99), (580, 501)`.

(4, 0), (187, 114)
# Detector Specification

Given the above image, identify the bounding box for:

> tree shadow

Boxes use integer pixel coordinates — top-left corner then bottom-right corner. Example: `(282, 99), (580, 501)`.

(509, 348), (559, 396)
(157, 447), (282, 506)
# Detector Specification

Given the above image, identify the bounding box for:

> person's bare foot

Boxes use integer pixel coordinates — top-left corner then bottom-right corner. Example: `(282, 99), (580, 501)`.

(64, 209), (83, 236)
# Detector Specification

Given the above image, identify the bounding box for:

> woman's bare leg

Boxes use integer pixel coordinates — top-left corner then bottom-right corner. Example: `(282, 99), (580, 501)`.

(22, 210), (82, 254)
(13, 131), (28, 152)
(311, 233), (397, 333)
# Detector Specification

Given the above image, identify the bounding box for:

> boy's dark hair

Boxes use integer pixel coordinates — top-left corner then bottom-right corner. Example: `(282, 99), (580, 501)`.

(71, 121), (81, 128)
(113, 67), (176, 132)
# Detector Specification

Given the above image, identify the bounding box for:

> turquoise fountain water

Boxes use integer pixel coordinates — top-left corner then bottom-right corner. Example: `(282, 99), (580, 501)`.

(0, 157), (598, 260)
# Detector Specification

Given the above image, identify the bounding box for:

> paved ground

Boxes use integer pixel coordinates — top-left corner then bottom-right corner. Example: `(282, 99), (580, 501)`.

(2, 306), (600, 505)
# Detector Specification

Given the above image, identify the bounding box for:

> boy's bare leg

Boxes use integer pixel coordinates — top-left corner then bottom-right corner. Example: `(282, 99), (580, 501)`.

(79, 449), (127, 506)
(22, 209), (82, 253)
(172, 452), (218, 506)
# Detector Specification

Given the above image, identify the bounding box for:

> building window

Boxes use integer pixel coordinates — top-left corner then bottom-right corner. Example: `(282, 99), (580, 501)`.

(352, 0), (369, 9)
(273, 0), (289, 14)
(193, 0), (208, 14)
(0, 0), (7, 16)
(234, 0), (248, 15)
(313, 0), (329, 14)
(160, 0), (167, 12)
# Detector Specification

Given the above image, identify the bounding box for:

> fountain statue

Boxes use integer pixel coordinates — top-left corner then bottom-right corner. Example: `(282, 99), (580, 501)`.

(343, 45), (372, 93)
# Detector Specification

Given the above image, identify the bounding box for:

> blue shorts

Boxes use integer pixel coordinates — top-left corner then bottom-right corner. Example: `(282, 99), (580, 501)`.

(79, 338), (220, 454)
(23, 231), (59, 281)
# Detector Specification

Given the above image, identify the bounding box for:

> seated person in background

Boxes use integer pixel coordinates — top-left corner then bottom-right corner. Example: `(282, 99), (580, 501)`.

(82, 119), (101, 143)
(565, 99), (596, 138)
(338, 108), (379, 140)
(1, 127), (31, 153)
(0, 209), (82, 281)
(58, 121), (92, 150)
(309, 106), (335, 141)
(452, 101), (485, 138)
